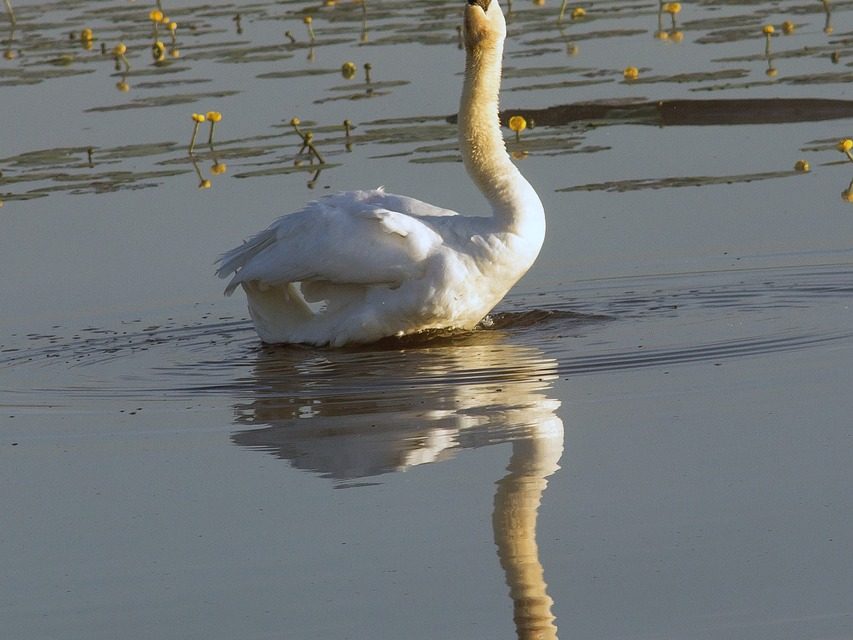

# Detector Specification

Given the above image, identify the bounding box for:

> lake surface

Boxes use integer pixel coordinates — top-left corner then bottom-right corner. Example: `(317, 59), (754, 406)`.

(2, 0), (852, 638)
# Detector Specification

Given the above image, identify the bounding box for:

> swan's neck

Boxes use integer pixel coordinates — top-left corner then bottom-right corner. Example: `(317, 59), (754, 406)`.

(459, 35), (543, 237)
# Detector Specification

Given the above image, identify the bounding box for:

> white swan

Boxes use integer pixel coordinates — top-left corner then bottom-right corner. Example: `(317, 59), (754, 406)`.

(216, 0), (544, 346)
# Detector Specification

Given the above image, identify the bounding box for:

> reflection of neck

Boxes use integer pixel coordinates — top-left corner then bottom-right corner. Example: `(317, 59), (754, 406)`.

(492, 423), (563, 640)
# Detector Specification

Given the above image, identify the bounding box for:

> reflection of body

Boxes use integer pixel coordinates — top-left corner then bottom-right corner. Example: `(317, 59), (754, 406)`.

(217, 0), (545, 346)
(231, 335), (561, 638)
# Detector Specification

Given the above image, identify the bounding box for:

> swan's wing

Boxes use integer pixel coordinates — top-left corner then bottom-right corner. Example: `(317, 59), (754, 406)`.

(362, 190), (461, 218)
(217, 191), (446, 295)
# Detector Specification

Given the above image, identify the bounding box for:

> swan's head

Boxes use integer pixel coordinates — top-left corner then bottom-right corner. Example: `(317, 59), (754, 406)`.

(464, 0), (506, 52)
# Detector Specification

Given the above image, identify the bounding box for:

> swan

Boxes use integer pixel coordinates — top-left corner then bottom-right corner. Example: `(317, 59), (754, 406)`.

(216, 0), (545, 346)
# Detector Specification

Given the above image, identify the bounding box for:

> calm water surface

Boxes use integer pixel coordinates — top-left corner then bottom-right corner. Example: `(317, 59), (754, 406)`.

(2, 0), (852, 638)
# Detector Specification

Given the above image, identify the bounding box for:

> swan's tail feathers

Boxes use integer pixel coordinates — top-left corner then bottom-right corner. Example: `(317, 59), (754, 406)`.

(216, 227), (278, 293)
(244, 281), (315, 343)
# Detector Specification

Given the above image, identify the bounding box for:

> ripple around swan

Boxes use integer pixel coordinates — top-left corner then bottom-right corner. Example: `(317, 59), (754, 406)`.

(0, 264), (850, 403)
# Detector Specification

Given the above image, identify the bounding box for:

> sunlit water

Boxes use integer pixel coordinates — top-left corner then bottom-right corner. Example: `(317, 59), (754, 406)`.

(2, 0), (853, 638)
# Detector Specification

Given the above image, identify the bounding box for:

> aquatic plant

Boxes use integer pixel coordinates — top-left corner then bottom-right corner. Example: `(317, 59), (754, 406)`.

(303, 15), (315, 43)
(623, 66), (639, 80)
(152, 40), (165, 63)
(762, 24), (775, 56)
(794, 159), (810, 172)
(206, 111), (222, 146)
(343, 119), (353, 150)
(189, 113), (206, 153)
(301, 131), (325, 164)
(508, 115), (527, 142)
(4, 0), (15, 25)
(341, 61), (357, 79)
(113, 42), (130, 71)
(837, 138), (853, 162)
(559, 2), (585, 23)
(663, 2), (680, 30)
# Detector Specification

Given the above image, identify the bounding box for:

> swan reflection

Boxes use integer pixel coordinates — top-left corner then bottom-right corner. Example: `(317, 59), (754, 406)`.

(231, 334), (562, 639)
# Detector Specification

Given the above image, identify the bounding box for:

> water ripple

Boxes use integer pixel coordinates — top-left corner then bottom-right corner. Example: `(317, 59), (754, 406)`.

(1, 264), (850, 403)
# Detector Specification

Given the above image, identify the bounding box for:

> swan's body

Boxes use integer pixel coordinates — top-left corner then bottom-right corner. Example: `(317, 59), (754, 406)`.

(217, 0), (544, 346)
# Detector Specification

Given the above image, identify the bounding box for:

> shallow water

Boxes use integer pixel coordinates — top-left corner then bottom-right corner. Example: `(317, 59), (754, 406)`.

(2, 0), (853, 638)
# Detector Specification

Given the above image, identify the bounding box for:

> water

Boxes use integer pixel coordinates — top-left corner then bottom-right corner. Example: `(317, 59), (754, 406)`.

(2, 1), (852, 638)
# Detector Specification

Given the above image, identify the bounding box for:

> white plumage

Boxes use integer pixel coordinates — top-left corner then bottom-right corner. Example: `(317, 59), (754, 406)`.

(217, 0), (545, 346)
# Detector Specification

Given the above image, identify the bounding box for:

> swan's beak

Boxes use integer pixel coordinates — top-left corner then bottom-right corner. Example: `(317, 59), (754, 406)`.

(467, 0), (492, 11)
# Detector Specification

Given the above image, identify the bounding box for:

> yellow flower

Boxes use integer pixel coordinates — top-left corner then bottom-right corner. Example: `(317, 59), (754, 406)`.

(794, 159), (810, 172)
(149, 9), (164, 22)
(206, 111), (222, 123)
(762, 24), (775, 35)
(290, 117), (301, 127)
(765, 66), (778, 77)
(670, 30), (684, 43)
(623, 66), (639, 80)
(116, 80), (130, 92)
(113, 42), (127, 56)
(210, 162), (228, 175)
(654, 30), (669, 40)
(192, 113), (206, 123)
(571, 7), (586, 19)
(782, 20), (795, 35)
(81, 28), (94, 41)
(303, 15), (313, 24)
(199, 179), (212, 190)
(842, 189), (853, 203)
(508, 115), (527, 133)
(836, 139), (853, 152)
(152, 40), (166, 60)
(169, 21), (178, 32)
(663, 2), (681, 14)
(341, 61), (357, 79)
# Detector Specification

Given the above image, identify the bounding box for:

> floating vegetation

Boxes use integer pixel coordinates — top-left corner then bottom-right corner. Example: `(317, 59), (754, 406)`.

(559, 170), (803, 193)
(1, 0), (852, 203)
